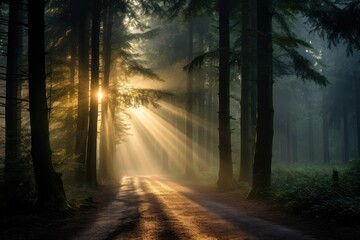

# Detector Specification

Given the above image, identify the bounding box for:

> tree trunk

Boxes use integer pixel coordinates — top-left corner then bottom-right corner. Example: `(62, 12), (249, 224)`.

(75, 0), (90, 183)
(16, 0), (25, 161)
(172, 95), (181, 171)
(248, 0), (273, 199)
(322, 101), (330, 163)
(356, 78), (360, 159)
(280, 131), (286, 162)
(5, 0), (25, 207)
(161, 107), (170, 171)
(86, 0), (101, 187)
(343, 106), (349, 163)
(217, 0), (236, 190)
(197, 34), (206, 171)
(205, 83), (213, 168)
(292, 119), (298, 163)
(185, 15), (194, 178)
(357, 97), (360, 159)
(308, 112), (314, 162)
(205, 38), (216, 169)
(28, 0), (68, 210)
(286, 117), (291, 164)
(239, 0), (257, 183)
(66, 21), (77, 156)
(99, 0), (115, 181)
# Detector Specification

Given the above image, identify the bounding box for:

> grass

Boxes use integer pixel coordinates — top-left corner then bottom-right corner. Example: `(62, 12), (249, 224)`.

(269, 161), (360, 224)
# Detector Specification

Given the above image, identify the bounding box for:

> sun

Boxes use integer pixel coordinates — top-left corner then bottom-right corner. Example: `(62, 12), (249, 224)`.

(98, 91), (103, 102)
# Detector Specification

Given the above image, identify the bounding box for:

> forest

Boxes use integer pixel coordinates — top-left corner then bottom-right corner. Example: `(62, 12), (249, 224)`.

(0, 0), (360, 239)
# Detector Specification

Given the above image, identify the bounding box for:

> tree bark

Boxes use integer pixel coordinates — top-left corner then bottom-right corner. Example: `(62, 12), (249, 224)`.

(205, 83), (213, 168)
(185, 14), (194, 178)
(5, 0), (25, 207)
(65, 20), (77, 156)
(308, 112), (314, 162)
(285, 118), (291, 164)
(357, 96), (360, 159)
(28, 0), (68, 210)
(248, 0), (273, 199)
(343, 105), (349, 163)
(197, 34), (206, 171)
(75, 0), (90, 183)
(161, 108), (170, 171)
(239, 0), (257, 183)
(86, 0), (101, 187)
(99, 0), (115, 181)
(292, 119), (298, 163)
(205, 39), (216, 169)
(322, 98), (330, 163)
(217, 0), (236, 190)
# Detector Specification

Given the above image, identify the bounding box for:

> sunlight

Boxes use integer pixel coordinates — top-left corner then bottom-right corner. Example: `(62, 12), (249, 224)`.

(98, 90), (103, 102)
(115, 101), (218, 176)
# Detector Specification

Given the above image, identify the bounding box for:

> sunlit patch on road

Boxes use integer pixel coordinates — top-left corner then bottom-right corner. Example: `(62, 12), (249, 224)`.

(75, 176), (315, 240)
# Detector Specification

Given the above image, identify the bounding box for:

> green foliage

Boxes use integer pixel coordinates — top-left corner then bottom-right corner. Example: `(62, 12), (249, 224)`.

(286, 48), (329, 86)
(271, 5), (329, 85)
(270, 164), (360, 223)
(343, 160), (360, 193)
(183, 50), (218, 73)
(307, 1), (360, 55)
(165, 0), (214, 20)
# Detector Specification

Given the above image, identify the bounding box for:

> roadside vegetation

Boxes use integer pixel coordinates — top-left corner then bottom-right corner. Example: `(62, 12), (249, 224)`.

(270, 161), (360, 224)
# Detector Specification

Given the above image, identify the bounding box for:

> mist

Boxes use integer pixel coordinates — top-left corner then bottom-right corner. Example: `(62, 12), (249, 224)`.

(0, 1), (360, 239)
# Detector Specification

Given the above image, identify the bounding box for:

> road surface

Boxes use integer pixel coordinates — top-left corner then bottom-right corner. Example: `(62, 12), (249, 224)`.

(73, 176), (316, 240)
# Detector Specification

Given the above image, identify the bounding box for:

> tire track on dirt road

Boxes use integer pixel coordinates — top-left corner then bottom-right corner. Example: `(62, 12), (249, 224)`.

(73, 176), (317, 240)
(140, 176), (317, 240)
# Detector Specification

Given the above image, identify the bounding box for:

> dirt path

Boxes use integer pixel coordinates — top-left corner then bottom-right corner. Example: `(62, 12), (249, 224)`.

(2, 175), (359, 239)
(72, 176), (316, 240)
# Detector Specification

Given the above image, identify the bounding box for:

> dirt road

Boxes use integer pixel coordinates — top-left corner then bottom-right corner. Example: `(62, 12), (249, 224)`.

(73, 176), (316, 240)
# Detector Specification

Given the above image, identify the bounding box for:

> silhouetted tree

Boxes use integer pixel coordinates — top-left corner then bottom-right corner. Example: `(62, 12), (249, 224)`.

(28, 0), (68, 210)
(75, 0), (91, 183)
(99, 0), (115, 181)
(4, 0), (25, 206)
(239, 0), (257, 183)
(343, 105), (349, 163)
(185, 13), (194, 178)
(86, 0), (101, 187)
(322, 92), (330, 163)
(307, 1), (360, 55)
(248, 0), (273, 199)
(217, 0), (236, 190)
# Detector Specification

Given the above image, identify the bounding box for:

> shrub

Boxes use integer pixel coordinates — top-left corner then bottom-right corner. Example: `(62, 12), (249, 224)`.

(270, 164), (360, 223)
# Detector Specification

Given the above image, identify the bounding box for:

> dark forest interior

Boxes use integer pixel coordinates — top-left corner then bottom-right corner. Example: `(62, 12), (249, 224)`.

(0, 0), (360, 239)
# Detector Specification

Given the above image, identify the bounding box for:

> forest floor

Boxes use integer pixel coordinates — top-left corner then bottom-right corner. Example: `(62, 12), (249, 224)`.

(1, 175), (359, 240)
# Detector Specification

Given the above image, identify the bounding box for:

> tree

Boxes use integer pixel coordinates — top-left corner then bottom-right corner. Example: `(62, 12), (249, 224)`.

(248, 0), (273, 199)
(308, 109), (314, 162)
(343, 105), (349, 163)
(356, 77), (360, 158)
(195, 26), (206, 171)
(99, 0), (115, 181)
(65, 0), (78, 156)
(86, 0), (101, 187)
(185, 13), (194, 178)
(28, 0), (68, 210)
(307, 1), (360, 55)
(322, 92), (330, 163)
(4, 0), (25, 206)
(239, 0), (257, 183)
(75, 0), (91, 183)
(217, 0), (236, 190)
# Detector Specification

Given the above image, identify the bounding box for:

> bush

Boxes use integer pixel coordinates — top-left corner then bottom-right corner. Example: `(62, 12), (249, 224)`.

(270, 164), (360, 223)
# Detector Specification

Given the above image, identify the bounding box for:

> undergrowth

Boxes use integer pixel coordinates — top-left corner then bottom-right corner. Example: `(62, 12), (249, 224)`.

(270, 160), (360, 224)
